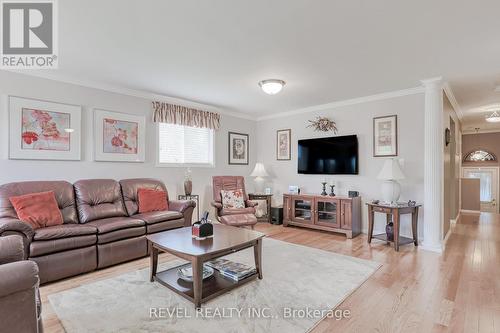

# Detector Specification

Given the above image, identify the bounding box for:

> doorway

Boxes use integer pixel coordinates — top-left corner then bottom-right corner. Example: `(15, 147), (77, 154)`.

(462, 167), (499, 213)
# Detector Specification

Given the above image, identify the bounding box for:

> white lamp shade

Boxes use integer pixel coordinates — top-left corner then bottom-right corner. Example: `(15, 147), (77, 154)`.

(250, 163), (269, 177)
(377, 159), (405, 181)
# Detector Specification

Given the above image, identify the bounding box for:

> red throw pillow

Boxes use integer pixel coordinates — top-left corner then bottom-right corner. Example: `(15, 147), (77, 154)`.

(9, 191), (64, 229)
(137, 188), (168, 213)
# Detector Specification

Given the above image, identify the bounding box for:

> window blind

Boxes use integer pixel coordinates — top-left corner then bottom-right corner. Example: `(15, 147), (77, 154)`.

(158, 123), (214, 165)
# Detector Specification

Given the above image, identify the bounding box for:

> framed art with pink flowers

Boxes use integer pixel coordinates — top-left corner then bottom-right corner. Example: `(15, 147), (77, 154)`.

(93, 109), (145, 162)
(9, 96), (82, 160)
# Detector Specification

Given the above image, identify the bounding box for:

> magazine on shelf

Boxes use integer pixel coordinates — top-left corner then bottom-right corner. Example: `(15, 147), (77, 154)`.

(206, 258), (256, 282)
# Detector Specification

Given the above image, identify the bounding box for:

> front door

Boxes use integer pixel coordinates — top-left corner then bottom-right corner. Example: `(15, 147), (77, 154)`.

(462, 167), (499, 213)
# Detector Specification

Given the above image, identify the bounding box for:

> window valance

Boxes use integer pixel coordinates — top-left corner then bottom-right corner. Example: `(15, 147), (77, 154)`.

(152, 101), (220, 130)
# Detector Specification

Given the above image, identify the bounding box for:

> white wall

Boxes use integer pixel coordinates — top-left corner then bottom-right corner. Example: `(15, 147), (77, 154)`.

(0, 71), (257, 219)
(256, 93), (425, 237)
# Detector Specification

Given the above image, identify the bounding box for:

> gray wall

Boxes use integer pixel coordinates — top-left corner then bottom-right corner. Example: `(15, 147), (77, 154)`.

(0, 71), (257, 218)
(256, 93), (425, 237)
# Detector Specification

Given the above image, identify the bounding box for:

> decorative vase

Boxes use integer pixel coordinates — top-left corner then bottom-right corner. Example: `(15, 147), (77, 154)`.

(184, 180), (192, 195)
(386, 222), (394, 242)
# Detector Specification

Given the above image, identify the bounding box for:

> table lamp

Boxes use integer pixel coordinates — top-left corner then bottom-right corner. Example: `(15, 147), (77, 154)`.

(250, 163), (269, 194)
(377, 159), (405, 203)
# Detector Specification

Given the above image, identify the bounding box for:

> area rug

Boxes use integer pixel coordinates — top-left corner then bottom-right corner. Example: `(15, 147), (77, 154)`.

(48, 238), (381, 333)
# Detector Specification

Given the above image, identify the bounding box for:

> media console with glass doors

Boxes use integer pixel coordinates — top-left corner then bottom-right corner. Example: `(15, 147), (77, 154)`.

(283, 194), (361, 238)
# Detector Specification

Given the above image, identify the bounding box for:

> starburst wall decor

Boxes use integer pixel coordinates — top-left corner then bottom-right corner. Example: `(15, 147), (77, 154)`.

(306, 116), (338, 134)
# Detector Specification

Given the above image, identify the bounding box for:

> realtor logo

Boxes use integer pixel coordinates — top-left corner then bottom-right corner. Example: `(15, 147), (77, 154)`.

(1, 0), (58, 68)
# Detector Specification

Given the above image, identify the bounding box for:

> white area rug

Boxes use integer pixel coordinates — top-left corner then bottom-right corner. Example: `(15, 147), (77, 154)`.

(49, 238), (381, 333)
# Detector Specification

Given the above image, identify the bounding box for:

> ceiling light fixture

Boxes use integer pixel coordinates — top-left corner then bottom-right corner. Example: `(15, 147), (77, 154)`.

(258, 79), (285, 95)
(486, 111), (500, 123)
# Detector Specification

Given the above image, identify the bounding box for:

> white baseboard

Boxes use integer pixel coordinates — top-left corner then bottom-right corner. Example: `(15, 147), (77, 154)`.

(460, 209), (480, 214)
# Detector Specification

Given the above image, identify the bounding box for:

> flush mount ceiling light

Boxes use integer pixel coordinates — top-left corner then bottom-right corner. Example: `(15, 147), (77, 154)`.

(486, 111), (500, 123)
(258, 79), (285, 95)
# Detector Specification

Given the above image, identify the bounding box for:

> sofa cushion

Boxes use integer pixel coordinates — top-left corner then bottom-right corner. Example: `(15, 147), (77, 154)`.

(86, 217), (145, 234)
(33, 224), (97, 241)
(120, 179), (168, 216)
(146, 219), (185, 234)
(10, 191), (63, 229)
(30, 235), (97, 256)
(74, 179), (127, 223)
(137, 188), (168, 213)
(220, 207), (256, 216)
(133, 211), (183, 225)
(0, 180), (79, 224)
(97, 227), (145, 244)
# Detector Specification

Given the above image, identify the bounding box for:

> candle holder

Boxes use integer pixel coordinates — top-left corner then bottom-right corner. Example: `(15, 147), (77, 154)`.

(321, 182), (328, 196)
(329, 185), (336, 197)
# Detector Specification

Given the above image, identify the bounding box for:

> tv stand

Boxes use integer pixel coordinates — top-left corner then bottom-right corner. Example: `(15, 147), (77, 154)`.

(283, 194), (361, 238)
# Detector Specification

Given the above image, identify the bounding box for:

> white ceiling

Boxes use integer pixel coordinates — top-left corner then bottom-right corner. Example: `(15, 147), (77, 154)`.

(25, 1), (500, 122)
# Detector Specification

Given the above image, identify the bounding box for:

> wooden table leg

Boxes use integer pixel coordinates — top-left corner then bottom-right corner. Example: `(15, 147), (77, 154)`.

(386, 213), (392, 245)
(393, 209), (400, 251)
(254, 238), (263, 279)
(149, 241), (158, 282)
(367, 206), (374, 243)
(192, 257), (203, 308)
(412, 208), (419, 246)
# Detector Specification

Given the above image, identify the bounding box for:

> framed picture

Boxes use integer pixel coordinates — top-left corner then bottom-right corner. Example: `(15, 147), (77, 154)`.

(94, 109), (145, 162)
(276, 129), (291, 160)
(9, 96), (82, 160)
(228, 132), (249, 165)
(373, 115), (398, 157)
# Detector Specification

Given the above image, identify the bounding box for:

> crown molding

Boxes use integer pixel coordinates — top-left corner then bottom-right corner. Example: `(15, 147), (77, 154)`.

(462, 128), (500, 135)
(443, 82), (464, 121)
(0, 69), (255, 121)
(256, 86), (425, 121)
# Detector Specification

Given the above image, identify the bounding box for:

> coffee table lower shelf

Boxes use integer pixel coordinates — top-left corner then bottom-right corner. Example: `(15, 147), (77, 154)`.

(154, 266), (258, 305)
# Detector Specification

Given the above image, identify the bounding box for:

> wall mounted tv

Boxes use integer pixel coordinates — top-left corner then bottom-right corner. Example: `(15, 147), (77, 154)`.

(298, 135), (359, 175)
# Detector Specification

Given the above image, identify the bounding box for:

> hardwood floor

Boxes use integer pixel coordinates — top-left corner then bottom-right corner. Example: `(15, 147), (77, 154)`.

(40, 212), (500, 332)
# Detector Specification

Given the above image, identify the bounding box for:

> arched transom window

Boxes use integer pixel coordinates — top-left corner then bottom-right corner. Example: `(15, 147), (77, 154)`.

(463, 150), (497, 162)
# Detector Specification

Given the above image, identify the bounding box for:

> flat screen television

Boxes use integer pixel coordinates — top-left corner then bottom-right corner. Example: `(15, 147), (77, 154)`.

(298, 135), (358, 175)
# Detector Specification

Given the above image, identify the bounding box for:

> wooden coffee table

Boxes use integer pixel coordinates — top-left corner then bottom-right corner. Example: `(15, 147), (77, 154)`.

(147, 224), (265, 308)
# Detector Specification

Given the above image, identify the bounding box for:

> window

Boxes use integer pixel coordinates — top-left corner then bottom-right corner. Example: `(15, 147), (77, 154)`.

(463, 150), (496, 162)
(157, 123), (214, 167)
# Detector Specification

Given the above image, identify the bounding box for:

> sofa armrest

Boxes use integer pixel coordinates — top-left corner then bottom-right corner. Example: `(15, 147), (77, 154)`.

(169, 200), (195, 226)
(0, 218), (34, 242)
(169, 200), (195, 214)
(245, 200), (258, 208)
(0, 260), (39, 298)
(211, 201), (223, 209)
(0, 235), (25, 265)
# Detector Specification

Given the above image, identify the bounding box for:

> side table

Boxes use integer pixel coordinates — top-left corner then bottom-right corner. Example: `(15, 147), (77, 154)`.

(178, 194), (200, 221)
(248, 193), (272, 223)
(366, 202), (421, 251)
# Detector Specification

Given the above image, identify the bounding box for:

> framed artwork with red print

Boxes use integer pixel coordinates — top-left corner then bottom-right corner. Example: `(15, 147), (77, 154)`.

(9, 96), (82, 160)
(93, 109), (145, 162)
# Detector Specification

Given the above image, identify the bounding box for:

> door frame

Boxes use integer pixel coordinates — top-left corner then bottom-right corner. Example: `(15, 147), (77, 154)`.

(462, 166), (499, 213)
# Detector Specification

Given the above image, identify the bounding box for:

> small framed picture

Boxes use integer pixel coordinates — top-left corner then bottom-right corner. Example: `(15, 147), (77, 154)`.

(228, 132), (249, 165)
(276, 129), (291, 160)
(288, 185), (299, 194)
(9, 96), (82, 160)
(94, 109), (146, 162)
(373, 115), (398, 157)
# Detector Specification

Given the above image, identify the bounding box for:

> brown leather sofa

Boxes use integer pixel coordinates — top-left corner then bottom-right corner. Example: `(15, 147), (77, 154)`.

(0, 178), (195, 284)
(0, 235), (43, 333)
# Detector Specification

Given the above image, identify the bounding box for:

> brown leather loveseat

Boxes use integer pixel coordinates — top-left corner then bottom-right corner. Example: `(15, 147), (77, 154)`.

(0, 178), (195, 284)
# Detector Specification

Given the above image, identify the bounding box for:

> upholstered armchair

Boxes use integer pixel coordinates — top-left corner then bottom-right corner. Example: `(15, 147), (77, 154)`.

(211, 176), (258, 221)
(0, 235), (43, 333)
